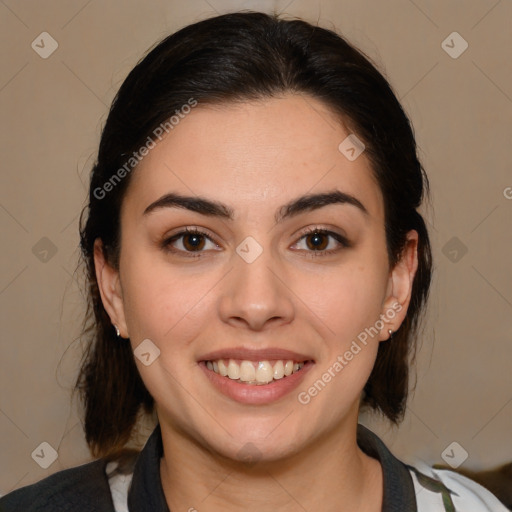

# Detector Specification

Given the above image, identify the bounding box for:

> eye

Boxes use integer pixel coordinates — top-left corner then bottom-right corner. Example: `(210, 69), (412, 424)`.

(162, 227), (220, 256)
(162, 226), (350, 258)
(291, 227), (350, 256)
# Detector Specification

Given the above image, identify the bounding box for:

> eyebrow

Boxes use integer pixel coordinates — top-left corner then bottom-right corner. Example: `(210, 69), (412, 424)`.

(143, 190), (368, 222)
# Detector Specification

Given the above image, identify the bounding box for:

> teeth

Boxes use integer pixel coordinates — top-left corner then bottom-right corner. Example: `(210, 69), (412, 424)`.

(239, 361), (256, 382)
(206, 358), (305, 385)
(273, 360), (285, 380)
(218, 360), (228, 376)
(256, 361), (273, 384)
(227, 360), (240, 380)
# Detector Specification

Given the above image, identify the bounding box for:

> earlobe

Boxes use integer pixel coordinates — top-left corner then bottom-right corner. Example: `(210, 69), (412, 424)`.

(379, 230), (419, 340)
(93, 239), (129, 338)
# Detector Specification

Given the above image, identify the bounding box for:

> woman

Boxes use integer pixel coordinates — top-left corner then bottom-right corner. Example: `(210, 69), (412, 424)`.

(1, 11), (507, 512)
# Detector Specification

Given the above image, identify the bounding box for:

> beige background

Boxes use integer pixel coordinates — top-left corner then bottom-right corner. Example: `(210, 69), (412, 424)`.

(1, 0), (511, 495)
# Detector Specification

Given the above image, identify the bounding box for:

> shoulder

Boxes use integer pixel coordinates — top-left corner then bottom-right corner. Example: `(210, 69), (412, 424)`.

(409, 465), (509, 511)
(0, 459), (114, 512)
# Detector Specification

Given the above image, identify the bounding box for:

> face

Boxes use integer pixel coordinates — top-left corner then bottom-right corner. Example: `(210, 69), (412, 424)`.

(95, 94), (416, 463)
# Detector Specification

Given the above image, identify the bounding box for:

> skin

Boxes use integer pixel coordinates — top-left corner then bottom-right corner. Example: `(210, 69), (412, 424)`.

(95, 94), (418, 511)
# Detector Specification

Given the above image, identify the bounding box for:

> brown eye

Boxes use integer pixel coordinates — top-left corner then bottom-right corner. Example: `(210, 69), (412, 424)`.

(305, 232), (329, 250)
(182, 232), (206, 251)
(162, 228), (220, 256)
(291, 228), (351, 256)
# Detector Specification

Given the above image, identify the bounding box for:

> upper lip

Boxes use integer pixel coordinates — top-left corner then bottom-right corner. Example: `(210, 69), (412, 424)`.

(200, 347), (314, 362)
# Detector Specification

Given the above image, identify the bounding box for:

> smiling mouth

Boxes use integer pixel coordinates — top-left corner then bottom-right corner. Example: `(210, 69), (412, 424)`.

(203, 358), (312, 385)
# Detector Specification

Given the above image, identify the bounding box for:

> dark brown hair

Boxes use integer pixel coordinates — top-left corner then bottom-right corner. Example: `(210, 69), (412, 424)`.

(77, 11), (432, 458)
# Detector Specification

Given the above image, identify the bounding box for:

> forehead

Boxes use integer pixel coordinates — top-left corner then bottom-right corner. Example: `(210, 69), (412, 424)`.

(122, 94), (384, 222)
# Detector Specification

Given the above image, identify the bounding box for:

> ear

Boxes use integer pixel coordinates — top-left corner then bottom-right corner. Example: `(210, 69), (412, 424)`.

(93, 238), (129, 338)
(378, 230), (419, 341)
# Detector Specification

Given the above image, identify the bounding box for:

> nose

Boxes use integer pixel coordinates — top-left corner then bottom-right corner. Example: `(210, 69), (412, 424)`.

(218, 246), (295, 332)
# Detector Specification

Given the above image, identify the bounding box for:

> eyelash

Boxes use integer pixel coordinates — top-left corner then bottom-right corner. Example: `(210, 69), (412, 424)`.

(161, 226), (351, 259)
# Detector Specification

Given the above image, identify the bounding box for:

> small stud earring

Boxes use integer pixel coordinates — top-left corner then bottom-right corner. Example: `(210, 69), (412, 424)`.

(388, 329), (393, 340)
(114, 325), (120, 337)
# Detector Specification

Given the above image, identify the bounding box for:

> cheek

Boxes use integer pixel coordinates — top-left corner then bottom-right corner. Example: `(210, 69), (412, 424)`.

(119, 253), (219, 405)
(120, 248), (221, 350)
(292, 258), (388, 346)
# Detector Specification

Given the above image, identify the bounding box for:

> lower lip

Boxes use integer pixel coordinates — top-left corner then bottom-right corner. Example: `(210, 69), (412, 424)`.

(199, 361), (314, 405)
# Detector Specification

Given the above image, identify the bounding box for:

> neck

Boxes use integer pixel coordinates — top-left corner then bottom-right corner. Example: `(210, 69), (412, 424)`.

(159, 419), (383, 512)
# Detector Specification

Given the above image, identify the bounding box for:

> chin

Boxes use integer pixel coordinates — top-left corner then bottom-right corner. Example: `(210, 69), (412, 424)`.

(200, 423), (308, 467)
